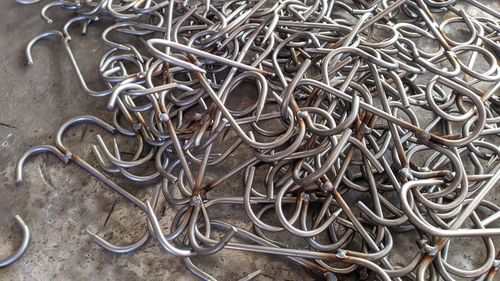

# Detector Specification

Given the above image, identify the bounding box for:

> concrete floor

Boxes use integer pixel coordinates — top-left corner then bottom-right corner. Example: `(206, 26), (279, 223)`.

(0, 1), (499, 281)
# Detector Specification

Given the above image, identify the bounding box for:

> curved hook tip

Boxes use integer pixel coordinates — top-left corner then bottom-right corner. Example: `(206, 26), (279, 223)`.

(0, 215), (30, 268)
(85, 228), (98, 239)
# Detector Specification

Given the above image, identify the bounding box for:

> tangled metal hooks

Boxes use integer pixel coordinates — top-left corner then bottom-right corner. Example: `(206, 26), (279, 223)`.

(10, 0), (500, 280)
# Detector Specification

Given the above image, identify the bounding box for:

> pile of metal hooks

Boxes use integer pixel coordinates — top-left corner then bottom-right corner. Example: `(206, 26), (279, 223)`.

(4, 0), (499, 279)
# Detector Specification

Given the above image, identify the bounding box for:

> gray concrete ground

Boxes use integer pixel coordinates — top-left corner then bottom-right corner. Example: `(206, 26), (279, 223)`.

(0, 1), (499, 281)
